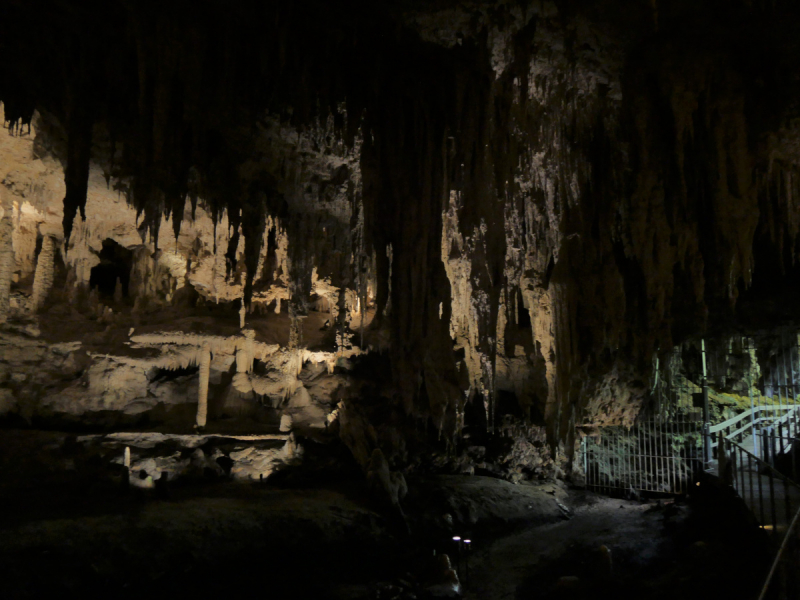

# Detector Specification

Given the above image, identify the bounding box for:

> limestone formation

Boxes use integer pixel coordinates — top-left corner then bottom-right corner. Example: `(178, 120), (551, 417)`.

(0, 210), (12, 323)
(0, 0), (797, 492)
(31, 235), (54, 311)
(196, 342), (211, 429)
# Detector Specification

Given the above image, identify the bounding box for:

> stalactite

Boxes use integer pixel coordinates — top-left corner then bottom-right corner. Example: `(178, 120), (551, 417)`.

(31, 235), (55, 311)
(61, 87), (94, 247)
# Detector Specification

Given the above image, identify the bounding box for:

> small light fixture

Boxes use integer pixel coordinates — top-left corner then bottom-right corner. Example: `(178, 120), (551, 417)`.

(452, 536), (461, 541)
(463, 539), (471, 544)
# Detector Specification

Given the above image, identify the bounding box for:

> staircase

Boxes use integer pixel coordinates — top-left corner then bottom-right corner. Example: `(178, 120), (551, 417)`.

(711, 406), (800, 599)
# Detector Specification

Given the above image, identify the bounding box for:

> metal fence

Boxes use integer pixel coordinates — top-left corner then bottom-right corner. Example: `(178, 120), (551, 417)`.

(583, 330), (800, 597)
(718, 436), (800, 600)
(583, 415), (704, 496)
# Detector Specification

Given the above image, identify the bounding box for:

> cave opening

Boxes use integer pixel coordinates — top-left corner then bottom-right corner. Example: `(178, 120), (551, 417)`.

(149, 365), (200, 383)
(89, 238), (133, 298)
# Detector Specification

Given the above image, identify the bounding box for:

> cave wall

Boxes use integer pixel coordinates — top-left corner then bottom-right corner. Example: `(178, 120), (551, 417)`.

(1, 0), (800, 477)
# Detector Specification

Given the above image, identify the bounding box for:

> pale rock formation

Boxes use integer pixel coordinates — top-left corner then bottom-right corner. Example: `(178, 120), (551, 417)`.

(196, 341), (211, 429)
(31, 235), (54, 311)
(283, 385), (331, 435)
(228, 445), (286, 480)
(0, 208), (13, 322)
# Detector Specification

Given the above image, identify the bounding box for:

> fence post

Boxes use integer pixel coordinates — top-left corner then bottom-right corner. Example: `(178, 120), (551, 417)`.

(749, 372), (758, 456)
(702, 339), (711, 467)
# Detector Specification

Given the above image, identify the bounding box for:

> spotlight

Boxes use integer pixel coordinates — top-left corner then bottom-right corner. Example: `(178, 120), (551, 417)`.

(452, 536), (461, 541)
(463, 539), (471, 544)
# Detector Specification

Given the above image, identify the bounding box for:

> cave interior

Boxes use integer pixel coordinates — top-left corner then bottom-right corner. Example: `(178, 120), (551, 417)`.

(1, 1), (800, 599)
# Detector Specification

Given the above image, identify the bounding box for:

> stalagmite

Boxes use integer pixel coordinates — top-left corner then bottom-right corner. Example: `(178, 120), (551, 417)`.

(31, 235), (55, 311)
(195, 342), (211, 430)
(124, 446), (130, 468)
(0, 210), (12, 323)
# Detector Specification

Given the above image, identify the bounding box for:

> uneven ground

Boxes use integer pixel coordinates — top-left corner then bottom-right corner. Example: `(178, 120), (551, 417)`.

(0, 432), (776, 600)
(466, 489), (772, 600)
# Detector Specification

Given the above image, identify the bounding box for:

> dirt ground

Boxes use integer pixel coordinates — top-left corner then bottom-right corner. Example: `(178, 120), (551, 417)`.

(0, 433), (777, 600)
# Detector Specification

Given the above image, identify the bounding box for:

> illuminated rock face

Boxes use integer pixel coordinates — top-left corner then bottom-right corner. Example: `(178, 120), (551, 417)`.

(0, 0), (799, 479)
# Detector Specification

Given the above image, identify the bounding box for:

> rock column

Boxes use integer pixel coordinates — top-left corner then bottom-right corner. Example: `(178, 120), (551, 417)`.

(196, 341), (211, 429)
(0, 210), (13, 323)
(31, 235), (55, 311)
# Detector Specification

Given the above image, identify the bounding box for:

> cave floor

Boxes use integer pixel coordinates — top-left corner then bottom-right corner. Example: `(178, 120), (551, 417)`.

(0, 433), (776, 600)
(464, 490), (773, 600)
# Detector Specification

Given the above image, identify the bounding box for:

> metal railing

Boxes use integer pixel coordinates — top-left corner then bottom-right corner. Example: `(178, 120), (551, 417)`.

(711, 405), (800, 458)
(583, 416), (703, 496)
(718, 436), (800, 600)
(758, 503), (800, 600)
(719, 437), (800, 536)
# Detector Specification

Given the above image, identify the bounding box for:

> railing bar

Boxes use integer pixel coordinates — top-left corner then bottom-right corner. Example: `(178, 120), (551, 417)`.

(779, 335), (786, 447)
(759, 444), (767, 526)
(605, 429), (610, 494)
(673, 388), (679, 494)
(637, 419), (642, 493)
(653, 417), (658, 492)
(641, 419), (646, 493)
(670, 412), (675, 494)
(601, 431), (606, 495)
(647, 417), (653, 492)
(757, 502), (800, 600)
(732, 446), (744, 496)
(625, 428), (630, 493)
(749, 372), (758, 456)
(663, 416), (669, 494)
(612, 429), (617, 493)
(606, 429), (611, 494)
(615, 428), (619, 493)
(774, 362), (780, 449)
(666, 423), (671, 495)
(660, 417), (664, 491)
(680, 413), (686, 491)
(654, 417), (659, 493)
(748, 452), (755, 518)
(770, 431), (778, 536)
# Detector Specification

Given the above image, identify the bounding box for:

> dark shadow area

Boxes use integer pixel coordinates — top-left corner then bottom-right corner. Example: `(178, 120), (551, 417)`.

(89, 238), (133, 298)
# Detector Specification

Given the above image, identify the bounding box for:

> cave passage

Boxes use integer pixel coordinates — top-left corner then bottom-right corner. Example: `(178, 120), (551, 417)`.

(89, 238), (132, 298)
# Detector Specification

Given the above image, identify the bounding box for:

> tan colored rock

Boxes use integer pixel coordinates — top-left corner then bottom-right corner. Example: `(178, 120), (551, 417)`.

(196, 341), (211, 429)
(0, 209), (13, 323)
(31, 235), (54, 311)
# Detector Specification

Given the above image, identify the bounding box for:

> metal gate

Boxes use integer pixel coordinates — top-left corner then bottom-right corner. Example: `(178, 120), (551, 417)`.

(583, 414), (704, 496)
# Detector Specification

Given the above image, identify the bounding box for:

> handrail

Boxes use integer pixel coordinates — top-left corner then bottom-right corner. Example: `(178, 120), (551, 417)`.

(725, 438), (800, 491)
(710, 410), (757, 433)
(710, 405), (799, 434)
(757, 503), (800, 600)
